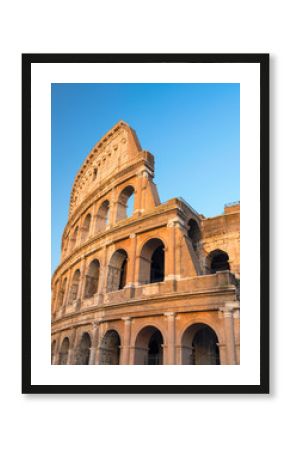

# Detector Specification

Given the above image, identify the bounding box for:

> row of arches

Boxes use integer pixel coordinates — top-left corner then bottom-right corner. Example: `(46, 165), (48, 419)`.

(55, 240), (231, 309)
(65, 186), (135, 254)
(56, 238), (166, 308)
(53, 323), (220, 365)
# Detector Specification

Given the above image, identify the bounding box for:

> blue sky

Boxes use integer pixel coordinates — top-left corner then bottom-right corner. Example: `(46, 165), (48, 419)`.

(52, 83), (240, 273)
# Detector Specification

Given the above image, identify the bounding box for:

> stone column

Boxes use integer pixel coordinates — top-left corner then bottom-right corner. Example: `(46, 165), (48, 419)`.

(222, 304), (237, 365)
(79, 256), (87, 301)
(99, 244), (108, 294)
(165, 220), (176, 280)
(109, 188), (117, 226)
(67, 328), (77, 365)
(140, 170), (148, 212)
(95, 322), (106, 364)
(64, 268), (73, 306)
(126, 234), (137, 287)
(89, 321), (100, 365)
(134, 172), (143, 214)
(165, 312), (176, 364)
(89, 202), (97, 237)
(121, 317), (132, 365)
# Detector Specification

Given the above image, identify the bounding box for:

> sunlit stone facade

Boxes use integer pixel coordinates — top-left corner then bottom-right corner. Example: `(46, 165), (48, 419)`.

(51, 121), (240, 365)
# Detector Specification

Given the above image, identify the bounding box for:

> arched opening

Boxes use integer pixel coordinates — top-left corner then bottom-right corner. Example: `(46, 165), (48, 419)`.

(208, 249), (230, 274)
(134, 326), (164, 365)
(107, 249), (128, 292)
(188, 219), (201, 251)
(70, 226), (78, 250)
(75, 332), (91, 365)
(95, 200), (110, 232)
(116, 185), (135, 221)
(181, 323), (220, 365)
(82, 213), (91, 242)
(99, 330), (120, 365)
(68, 269), (80, 304)
(139, 238), (165, 284)
(58, 337), (69, 365)
(58, 277), (67, 308)
(51, 340), (56, 364)
(84, 259), (100, 298)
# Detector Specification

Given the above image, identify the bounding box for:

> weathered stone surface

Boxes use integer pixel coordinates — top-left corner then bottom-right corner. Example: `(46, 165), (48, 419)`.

(51, 121), (240, 365)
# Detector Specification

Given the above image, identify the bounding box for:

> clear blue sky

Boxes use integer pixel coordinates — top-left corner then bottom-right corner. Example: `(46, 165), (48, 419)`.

(52, 83), (240, 273)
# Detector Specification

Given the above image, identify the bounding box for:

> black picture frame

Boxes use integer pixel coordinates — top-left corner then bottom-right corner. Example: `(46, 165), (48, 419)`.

(22, 53), (269, 394)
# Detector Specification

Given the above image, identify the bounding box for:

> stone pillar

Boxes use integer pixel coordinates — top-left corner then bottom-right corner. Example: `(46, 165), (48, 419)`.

(79, 256), (87, 301)
(64, 268), (73, 306)
(67, 328), (77, 365)
(165, 220), (176, 280)
(89, 321), (100, 365)
(95, 322), (106, 364)
(165, 312), (176, 364)
(121, 317), (132, 365)
(140, 170), (148, 212)
(109, 188), (117, 226)
(99, 245), (108, 294)
(89, 202), (97, 237)
(126, 234), (137, 287)
(222, 305), (237, 365)
(134, 172), (143, 214)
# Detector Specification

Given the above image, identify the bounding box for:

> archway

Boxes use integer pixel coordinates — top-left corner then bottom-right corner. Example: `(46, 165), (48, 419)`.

(107, 249), (128, 292)
(58, 337), (69, 365)
(208, 249), (230, 274)
(116, 185), (135, 221)
(84, 259), (100, 298)
(99, 330), (120, 365)
(181, 323), (220, 365)
(95, 200), (110, 232)
(75, 332), (91, 365)
(139, 238), (165, 284)
(68, 269), (80, 303)
(134, 326), (164, 365)
(81, 213), (91, 242)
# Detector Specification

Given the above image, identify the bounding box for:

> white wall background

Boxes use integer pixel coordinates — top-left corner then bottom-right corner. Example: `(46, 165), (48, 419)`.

(0, 1), (284, 449)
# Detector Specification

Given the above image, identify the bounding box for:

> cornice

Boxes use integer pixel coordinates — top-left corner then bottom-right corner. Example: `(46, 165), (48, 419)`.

(51, 288), (238, 331)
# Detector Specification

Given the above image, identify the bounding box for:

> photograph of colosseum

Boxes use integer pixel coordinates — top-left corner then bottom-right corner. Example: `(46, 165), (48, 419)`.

(51, 84), (240, 366)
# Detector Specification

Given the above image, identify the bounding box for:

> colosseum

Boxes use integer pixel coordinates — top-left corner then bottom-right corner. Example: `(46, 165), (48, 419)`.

(51, 120), (240, 365)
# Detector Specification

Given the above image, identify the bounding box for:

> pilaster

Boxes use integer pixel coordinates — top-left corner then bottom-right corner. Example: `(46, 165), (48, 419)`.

(121, 317), (132, 365)
(89, 321), (100, 365)
(67, 328), (77, 365)
(164, 312), (176, 364)
(220, 303), (237, 364)
(126, 233), (137, 287)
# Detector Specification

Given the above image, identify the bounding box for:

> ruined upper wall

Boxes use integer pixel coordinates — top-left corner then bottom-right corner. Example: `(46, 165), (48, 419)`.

(69, 121), (144, 216)
(201, 202), (240, 276)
